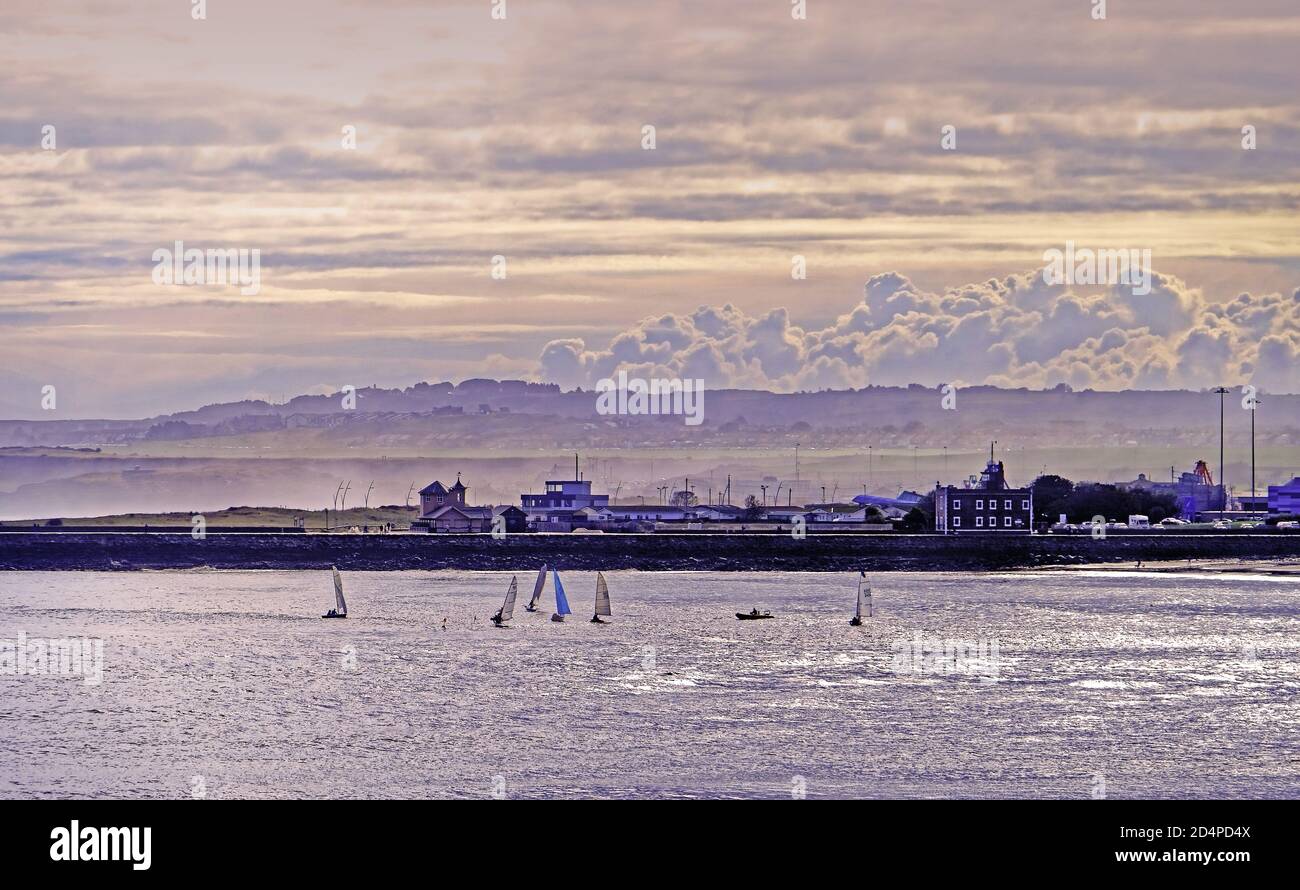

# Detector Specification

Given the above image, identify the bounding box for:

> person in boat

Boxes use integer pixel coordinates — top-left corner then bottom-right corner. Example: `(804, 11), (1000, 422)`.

(750, 608), (761, 617)
(490, 609), (504, 627)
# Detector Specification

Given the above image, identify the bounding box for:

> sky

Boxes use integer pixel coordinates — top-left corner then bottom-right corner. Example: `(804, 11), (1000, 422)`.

(1, 0), (1298, 418)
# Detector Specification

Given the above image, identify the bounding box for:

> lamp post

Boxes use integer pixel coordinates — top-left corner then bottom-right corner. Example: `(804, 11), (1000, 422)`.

(1214, 387), (1229, 520)
(1250, 393), (1261, 518)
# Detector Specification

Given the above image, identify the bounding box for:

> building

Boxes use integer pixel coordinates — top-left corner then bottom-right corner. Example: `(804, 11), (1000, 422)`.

(934, 457), (1033, 533)
(606, 505), (687, 522)
(852, 490), (924, 511)
(421, 503), (527, 534)
(1268, 477), (1300, 515)
(492, 505), (528, 532)
(692, 505), (746, 522)
(414, 475), (525, 533)
(521, 478), (610, 528)
(424, 504), (490, 533)
(418, 476), (468, 516)
(1120, 463), (1224, 520)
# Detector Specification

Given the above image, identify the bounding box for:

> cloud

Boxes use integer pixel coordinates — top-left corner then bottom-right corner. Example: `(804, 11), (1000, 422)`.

(2, 0), (1298, 416)
(539, 269), (1300, 393)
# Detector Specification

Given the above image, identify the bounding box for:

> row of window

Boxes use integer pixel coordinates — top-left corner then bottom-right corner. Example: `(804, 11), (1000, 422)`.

(951, 498), (1030, 511)
(952, 516), (1021, 528)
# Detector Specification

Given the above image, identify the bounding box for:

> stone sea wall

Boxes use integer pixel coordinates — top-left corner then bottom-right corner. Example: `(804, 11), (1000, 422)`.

(2, 531), (1298, 572)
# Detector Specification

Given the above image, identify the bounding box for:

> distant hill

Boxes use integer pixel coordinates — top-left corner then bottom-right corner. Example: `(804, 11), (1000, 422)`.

(1, 379), (1296, 451)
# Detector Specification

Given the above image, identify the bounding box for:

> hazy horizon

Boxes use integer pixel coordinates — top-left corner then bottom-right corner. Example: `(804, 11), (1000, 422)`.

(3, 376), (1300, 423)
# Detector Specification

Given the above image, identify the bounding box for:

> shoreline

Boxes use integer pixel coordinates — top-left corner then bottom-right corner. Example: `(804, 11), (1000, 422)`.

(3, 531), (1298, 572)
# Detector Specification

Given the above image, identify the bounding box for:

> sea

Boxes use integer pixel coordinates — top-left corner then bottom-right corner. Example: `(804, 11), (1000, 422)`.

(1, 569), (1296, 799)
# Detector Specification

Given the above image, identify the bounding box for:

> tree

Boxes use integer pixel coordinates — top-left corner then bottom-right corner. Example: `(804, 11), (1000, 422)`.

(900, 507), (930, 532)
(1054, 483), (1179, 525)
(1030, 474), (1075, 522)
(671, 489), (699, 508)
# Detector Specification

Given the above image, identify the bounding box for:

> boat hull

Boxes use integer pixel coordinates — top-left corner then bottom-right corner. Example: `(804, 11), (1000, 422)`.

(735, 613), (773, 620)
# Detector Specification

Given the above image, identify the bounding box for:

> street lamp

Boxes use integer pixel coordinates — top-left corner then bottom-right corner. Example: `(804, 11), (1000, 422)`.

(1214, 387), (1229, 520)
(1250, 392), (1262, 518)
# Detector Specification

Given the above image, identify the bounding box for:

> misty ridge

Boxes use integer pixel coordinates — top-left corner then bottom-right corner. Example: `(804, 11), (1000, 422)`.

(2, 379), (1297, 452)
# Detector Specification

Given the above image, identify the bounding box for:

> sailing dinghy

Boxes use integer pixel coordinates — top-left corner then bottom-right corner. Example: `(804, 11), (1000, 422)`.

(850, 571), (872, 626)
(524, 564), (548, 612)
(550, 569), (571, 622)
(491, 576), (519, 627)
(322, 566), (348, 618)
(590, 572), (612, 624)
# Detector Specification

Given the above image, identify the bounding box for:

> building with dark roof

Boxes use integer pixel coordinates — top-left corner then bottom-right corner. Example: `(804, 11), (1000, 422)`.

(419, 475), (467, 517)
(934, 456), (1033, 533)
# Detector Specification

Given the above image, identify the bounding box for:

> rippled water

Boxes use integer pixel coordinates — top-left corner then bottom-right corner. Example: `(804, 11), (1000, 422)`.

(1, 569), (1297, 799)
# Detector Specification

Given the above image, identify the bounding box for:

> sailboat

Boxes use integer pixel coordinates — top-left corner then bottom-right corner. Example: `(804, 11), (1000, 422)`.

(590, 572), (612, 624)
(850, 571), (872, 626)
(524, 564), (548, 612)
(491, 576), (519, 628)
(322, 566), (348, 618)
(550, 568), (571, 622)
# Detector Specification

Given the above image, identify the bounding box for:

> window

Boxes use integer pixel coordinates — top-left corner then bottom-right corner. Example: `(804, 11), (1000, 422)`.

(975, 499), (983, 509)
(1003, 516), (1012, 527)
(1021, 499), (1030, 510)
(976, 516), (984, 528)
(953, 517), (961, 527)
(952, 499), (960, 509)
(1004, 499), (1012, 510)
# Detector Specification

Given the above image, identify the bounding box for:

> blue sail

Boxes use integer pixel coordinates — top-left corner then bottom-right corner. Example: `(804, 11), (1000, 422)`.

(552, 569), (571, 615)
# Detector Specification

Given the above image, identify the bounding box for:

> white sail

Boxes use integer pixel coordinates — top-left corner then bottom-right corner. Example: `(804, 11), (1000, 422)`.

(332, 566), (348, 615)
(528, 564), (548, 608)
(856, 577), (871, 619)
(500, 576), (518, 622)
(594, 572), (612, 617)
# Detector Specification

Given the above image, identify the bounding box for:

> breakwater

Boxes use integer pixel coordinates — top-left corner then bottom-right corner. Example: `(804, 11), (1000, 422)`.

(2, 531), (1298, 572)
